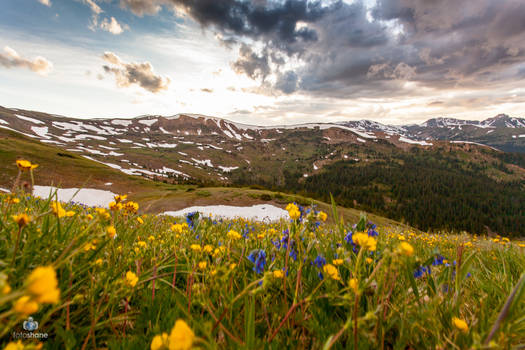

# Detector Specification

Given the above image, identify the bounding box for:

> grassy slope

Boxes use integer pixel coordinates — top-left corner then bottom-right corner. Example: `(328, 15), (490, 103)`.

(0, 193), (523, 349)
(0, 128), (411, 229)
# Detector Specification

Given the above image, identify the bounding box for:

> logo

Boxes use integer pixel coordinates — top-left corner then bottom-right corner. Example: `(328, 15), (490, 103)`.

(23, 317), (39, 331)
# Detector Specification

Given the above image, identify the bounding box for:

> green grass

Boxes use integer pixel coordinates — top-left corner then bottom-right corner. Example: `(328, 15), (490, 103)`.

(0, 189), (524, 349)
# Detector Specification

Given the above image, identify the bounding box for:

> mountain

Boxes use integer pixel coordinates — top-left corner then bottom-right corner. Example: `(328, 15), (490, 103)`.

(1, 105), (524, 236)
(404, 114), (525, 152)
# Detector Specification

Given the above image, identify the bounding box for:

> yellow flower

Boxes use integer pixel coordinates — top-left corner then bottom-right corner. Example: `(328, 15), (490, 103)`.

(51, 202), (67, 218)
(318, 211), (328, 222)
(190, 244), (202, 252)
(3, 284), (12, 295)
(171, 224), (183, 233)
(125, 271), (138, 288)
(198, 261), (207, 270)
(114, 194), (128, 203)
(86, 214), (94, 220)
(203, 245), (213, 254)
(229, 263), (237, 270)
(138, 241), (147, 248)
(227, 230), (242, 240)
(137, 217), (144, 224)
(353, 233), (377, 251)
(12, 213), (31, 228)
(332, 259), (344, 266)
(148, 235), (156, 242)
(13, 295), (39, 315)
(323, 264), (340, 281)
(125, 201), (139, 213)
(399, 242), (414, 256)
(349, 278), (358, 293)
(4, 340), (25, 350)
(107, 226), (117, 239)
(151, 332), (169, 350)
(273, 270), (284, 278)
(109, 201), (123, 211)
(452, 317), (468, 332)
(365, 258), (373, 264)
(168, 319), (194, 350)
(16, 159), (38, 171)
(66, 210), (76, 217)
(286, 203), (301, 220)
(95, 258), (103, 266)
(27, 266), (60, 304)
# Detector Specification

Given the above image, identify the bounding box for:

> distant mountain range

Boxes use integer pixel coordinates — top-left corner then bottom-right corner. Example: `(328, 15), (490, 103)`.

(0, 105), (524, 235)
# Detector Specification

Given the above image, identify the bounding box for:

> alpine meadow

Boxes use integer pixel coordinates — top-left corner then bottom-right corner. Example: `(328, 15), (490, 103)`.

(1, 0), (525, 349)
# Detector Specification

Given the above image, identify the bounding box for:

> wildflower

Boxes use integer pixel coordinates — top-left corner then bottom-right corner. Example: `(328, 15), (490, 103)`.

(313, 255), (327, 268)
(190, 244), (202, 252)
(247, 249), (267, 274)
(148, 235), (156, 242)
(12, 213), (31, 228)
(107, 226), (117, 239)
(323, 264), (340, 281)
(125, 271), (138, 288)
(399, 242), (414, 256)
(168, 319), (195, 350)
(332, 259), (344, 266)
(452, 317), (469, 332)
(109, 201), (123, 211)
(286, 203), (301, 220)
(14, 296), (39, 315)
(171, 224), (183, 233)
(227, 230), (242, 240)
(198, 261), (207, 270)
(4, 340), (25, 350)
(51, 202), (66, 218)
(114, 194), (127, 203)
(3, 284), (11, 295)
(125, 201), (139, 213)
(137, 241), (147, 248)
(349, 278), (358, 293)
(273, 270), (284, 278)
(27, 266), (60, 304)
(353, 232), (377, 251)
(365, 257), (373, 264)
(95, 258), (103, 266)
(203, 245), (213, 254)
(137, 217), (144, 224)
(318, 211), (328, 222)
(151, 332), (169, 350)
(16, 159), (38, 171)
(229, 263), (237, 270)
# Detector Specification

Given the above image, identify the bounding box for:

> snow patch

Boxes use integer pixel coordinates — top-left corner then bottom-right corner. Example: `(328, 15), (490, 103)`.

(163, 204), (289, 222)
(33, 186), (116, 208)
(16, 115), (44, 124)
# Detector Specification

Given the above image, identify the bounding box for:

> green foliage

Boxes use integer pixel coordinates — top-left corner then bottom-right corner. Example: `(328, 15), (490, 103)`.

(0, 191), (524, 349)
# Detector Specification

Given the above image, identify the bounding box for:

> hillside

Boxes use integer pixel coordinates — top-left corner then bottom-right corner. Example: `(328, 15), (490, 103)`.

(1, 105), (524, 236)
(0, 127), (411, 229)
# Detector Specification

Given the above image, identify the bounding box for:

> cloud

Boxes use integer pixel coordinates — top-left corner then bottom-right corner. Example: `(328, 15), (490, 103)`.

(100, 16), (128, 35)
(102, 51), (170, 93)
(231, 44), (270, 80)
(37, 0), (51, 6)
(0, 46), (53, 75)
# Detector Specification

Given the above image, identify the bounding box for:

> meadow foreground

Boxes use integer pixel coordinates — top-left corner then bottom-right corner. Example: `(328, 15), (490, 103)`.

(0, 164), (524, 349)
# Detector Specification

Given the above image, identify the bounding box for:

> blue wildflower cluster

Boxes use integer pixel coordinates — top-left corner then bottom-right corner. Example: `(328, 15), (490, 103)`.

(247, 249), (267, 274)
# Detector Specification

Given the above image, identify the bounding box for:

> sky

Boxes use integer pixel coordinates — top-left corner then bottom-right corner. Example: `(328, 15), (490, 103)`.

(1, 0), (525, 125)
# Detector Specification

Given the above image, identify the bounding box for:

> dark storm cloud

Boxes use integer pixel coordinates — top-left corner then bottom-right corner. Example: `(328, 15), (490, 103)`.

(119, 0), (525, 99)
(231, 44), (271, 80)
(120, 0), (326, 51)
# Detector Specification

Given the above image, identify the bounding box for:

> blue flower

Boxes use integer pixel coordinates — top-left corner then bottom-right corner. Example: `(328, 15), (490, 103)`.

(247, 249), (266, 274)
(313, 255), (326, 268)
(432, 255), (444, 266)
